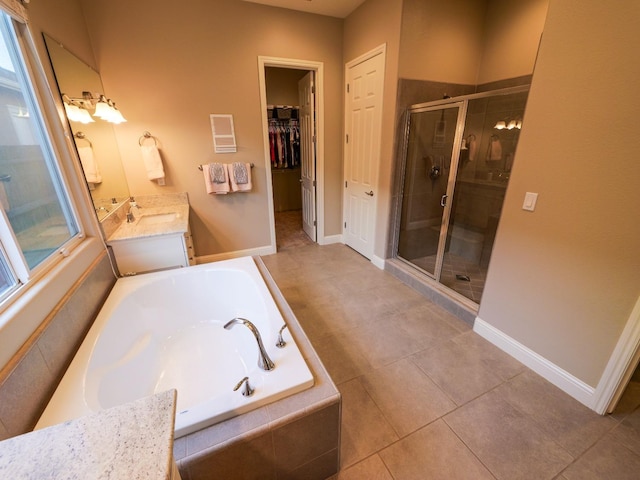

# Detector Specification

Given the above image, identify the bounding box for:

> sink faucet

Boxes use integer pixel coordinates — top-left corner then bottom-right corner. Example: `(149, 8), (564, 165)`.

(126, 207), (136, 223)
(224, 317), (275, 371)
(126, 197), (142, 223)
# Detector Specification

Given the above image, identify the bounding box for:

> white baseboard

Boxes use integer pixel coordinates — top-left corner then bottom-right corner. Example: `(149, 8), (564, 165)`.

(473, 317), (596, 410)
(320, 234), (343, 245)
(371, 255), (385, 270)
(195, 245), (276, 264)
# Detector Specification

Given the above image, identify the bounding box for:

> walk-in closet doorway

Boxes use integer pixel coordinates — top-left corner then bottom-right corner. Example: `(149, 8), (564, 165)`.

(258, 57), (325, 252)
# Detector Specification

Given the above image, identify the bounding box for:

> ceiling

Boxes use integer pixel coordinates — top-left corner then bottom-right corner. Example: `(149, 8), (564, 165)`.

(241, 0), (367, 18)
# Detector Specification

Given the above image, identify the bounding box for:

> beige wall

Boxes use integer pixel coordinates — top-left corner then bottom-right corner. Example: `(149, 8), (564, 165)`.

(79, 0), (343, 255)
(28, 0), (96, 70)
(398, 0), (547, 85)
(265, 68), (307, 106)
(478, 0), (640, 387)
(478, 0), (548, 84)
(399, 0), (485, 83)
(344, 0), (404, 260)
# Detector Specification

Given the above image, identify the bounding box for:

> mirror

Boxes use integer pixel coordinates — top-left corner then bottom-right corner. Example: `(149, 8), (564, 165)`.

(43, 34), (129, 221)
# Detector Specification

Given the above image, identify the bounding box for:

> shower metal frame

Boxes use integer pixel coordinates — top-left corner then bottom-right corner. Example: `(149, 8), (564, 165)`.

(391, 85), (530, 302)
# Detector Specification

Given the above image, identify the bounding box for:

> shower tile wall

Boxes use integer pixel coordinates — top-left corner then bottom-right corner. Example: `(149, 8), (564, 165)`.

(0, 253), (116, 439)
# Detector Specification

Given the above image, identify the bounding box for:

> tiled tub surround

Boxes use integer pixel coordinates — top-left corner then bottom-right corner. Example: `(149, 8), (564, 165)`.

(0, 390), (178, 479)
(0, 252), (116, 440)
(173, 257), (341, 480)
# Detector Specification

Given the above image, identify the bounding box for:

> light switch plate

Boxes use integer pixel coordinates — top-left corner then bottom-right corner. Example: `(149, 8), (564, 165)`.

(523, 192), (538, 211)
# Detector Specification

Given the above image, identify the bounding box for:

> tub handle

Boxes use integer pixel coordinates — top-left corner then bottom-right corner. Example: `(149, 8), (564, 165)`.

(276, 324), (288, 348)
(233, 376), (254, 397)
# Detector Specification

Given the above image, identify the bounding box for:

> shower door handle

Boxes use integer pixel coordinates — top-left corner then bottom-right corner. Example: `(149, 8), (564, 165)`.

(440, 194), (448, 207)
(365, 190), (374, 197)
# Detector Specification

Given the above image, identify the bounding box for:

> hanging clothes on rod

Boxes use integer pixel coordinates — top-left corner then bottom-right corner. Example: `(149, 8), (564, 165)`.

(268, 106), (300, 169)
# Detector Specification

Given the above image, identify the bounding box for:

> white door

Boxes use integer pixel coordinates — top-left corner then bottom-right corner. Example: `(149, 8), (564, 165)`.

(344, 50), (385, 259)
(298, 71), (316, 241)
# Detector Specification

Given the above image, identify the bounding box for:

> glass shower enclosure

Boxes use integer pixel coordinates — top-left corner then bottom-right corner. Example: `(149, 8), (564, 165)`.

(394, 86), (529, 304)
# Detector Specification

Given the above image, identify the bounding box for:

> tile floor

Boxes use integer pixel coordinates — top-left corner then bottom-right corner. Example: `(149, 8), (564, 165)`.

(411, 252), (487, 304)
(261, 243), (640, 480)
(275, 210), (314, 251)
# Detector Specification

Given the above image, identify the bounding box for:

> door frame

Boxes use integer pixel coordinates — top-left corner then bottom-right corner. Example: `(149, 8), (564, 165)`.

(593, 295), (640, 413)
(258, 56), (325, 252)
(343, 44), (386, 263)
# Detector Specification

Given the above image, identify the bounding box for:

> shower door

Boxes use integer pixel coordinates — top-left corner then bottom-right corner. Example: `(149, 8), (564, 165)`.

(396, 102), (466, 279)
(395, 87), (529, 304)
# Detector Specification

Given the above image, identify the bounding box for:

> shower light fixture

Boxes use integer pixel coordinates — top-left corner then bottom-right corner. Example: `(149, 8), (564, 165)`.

(62, 91), (127, 124)
(494, 118), (522, 130)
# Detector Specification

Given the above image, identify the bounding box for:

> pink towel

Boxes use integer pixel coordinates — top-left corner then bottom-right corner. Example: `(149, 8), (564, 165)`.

(203, 164), (230, 194)
(229, 162), (252, 192)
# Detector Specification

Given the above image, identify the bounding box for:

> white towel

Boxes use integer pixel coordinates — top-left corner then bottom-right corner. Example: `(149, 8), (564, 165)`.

(487, 136), (502, 161)
(467, 135), (477, 161)
(230, 162), (252, 192)
(140, 144), (165, 180)
(203, 163), (230, 194)
(77, 145), (102, 184)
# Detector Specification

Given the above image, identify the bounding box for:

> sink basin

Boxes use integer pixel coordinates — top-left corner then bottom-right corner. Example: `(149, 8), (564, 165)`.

(136, 212), (177, 226)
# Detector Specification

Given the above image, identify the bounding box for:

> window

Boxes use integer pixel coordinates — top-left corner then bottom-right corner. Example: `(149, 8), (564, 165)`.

(0, 10), (81, 302)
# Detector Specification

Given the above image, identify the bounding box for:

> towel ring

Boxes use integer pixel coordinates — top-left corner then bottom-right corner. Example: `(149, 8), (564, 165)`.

(139, 131), (158, 146)
(74, 131), (93, 148)
(198, 163), (254, 171)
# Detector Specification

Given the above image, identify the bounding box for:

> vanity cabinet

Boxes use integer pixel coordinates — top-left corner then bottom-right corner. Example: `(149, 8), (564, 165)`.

(110, 232), (192, 275)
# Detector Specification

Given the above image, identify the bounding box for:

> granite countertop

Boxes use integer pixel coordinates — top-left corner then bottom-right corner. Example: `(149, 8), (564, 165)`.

(108, 204), (190, 242)
(0, 390), (177, 480)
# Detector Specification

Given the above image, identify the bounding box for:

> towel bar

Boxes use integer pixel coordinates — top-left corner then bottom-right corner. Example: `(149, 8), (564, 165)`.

(139, 131), (158, 146)
(74, 131), (93, 147)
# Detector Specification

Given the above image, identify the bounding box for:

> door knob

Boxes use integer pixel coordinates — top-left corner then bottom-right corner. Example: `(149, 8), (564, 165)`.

(440, 194), (448, 207)
(365, 190), (374, 197)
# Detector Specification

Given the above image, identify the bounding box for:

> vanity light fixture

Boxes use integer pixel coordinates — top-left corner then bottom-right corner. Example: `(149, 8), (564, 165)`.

(62, 98), (94, 124)
(62, 91), (127, 124)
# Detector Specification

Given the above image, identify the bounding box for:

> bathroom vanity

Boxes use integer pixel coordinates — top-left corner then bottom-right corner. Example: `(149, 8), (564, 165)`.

(103, 194), (195, 275)
(0, 390), (180, 479)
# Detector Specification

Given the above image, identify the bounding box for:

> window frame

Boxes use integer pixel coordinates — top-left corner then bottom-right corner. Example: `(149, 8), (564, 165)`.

(0, 8), (107, 369)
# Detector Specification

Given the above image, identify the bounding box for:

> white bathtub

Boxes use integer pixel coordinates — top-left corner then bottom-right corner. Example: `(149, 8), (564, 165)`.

(36, 256), (314, 438)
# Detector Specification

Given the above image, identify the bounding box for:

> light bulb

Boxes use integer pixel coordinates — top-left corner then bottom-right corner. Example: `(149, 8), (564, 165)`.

(75, 107), (95, 124)
(93, 99), (113, 119)
(108, 108), (127, 124)
(494, 121), (506, 130)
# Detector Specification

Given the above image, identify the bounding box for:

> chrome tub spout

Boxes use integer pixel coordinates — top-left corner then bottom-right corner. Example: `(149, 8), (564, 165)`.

(224, 317), (275, 371)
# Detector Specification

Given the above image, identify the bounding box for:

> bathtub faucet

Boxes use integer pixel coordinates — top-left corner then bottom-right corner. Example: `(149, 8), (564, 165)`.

(224, 317), (275, 371)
